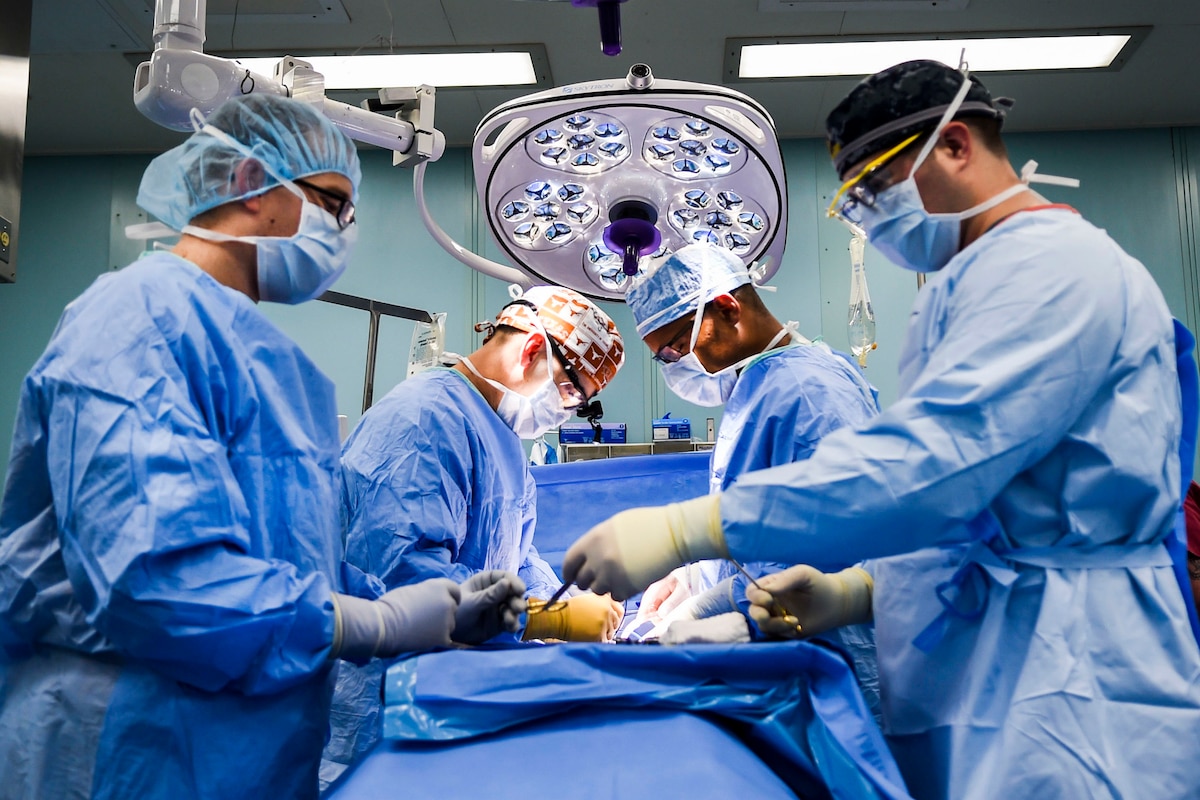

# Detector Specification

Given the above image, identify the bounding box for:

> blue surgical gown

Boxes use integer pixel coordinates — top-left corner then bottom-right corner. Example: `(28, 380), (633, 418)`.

(322, 367), (560, 789)
(0, 252), (341, 800)
(719, 208), (1200, 798)
(689, 344), (883, 717)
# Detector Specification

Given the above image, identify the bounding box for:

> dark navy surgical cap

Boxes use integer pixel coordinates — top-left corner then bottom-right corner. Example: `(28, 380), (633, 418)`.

(825, 60), (1013, 179)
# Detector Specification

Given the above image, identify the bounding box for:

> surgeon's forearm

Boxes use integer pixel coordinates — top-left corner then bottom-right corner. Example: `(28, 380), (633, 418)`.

(376, 548), (474, 588)
(717, 414), (978, 569)
(99, 554), (337, 695)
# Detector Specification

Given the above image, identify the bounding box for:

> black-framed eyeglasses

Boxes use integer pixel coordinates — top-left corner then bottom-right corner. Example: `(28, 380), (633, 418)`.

(652, 313), (698, 364)
(546, 336), (595, 410)
(295, 179), (356, 230)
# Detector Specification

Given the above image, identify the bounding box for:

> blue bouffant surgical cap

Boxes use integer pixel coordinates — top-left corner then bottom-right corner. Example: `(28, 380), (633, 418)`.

(625, 243), (754, 337)
(137, 93), (362, 230)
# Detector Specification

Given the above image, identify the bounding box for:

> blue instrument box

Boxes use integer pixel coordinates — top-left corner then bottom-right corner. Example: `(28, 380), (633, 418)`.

(559, 422), (627, 444)
(652, 416), (691, 441)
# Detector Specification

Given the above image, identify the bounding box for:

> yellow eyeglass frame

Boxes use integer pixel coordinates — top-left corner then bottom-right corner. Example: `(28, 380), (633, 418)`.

(826, 133), (923, 220)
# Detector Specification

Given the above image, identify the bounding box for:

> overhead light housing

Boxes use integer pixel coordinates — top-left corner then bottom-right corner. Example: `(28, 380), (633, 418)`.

(728, 28), (1148, 79)
(231, 49), (547, 90)
(463, 64), (788, 301)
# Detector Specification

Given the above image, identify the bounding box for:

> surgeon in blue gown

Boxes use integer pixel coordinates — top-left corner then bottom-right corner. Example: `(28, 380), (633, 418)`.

(623, 243), (882, 715)
(0, 94), (523, 800)
(321, 286), (627, 790)
(564, 61), (1200, 798)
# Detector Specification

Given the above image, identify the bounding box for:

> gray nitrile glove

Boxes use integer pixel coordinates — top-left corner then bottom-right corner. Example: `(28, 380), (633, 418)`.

(453, 570), (528, 645)
(331, 578), (461, 662)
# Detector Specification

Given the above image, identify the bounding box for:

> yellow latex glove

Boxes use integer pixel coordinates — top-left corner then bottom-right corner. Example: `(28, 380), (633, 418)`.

(745, 565), (873, 639)
(522, 592), (625, 642)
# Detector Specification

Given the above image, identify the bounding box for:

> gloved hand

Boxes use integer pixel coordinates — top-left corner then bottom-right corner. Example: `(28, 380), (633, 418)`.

(745, 565), (873, 639)
(331, 579), (461, 662)
(453, 570), (528, 646)
(634, 569), (693, 625)
(663, 576), (738, 624)
(562, 494), (726, 600)
(522, 592), (625, 642)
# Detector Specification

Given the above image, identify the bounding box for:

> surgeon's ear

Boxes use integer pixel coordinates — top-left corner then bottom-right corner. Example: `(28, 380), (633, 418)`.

(710, 293), (741, 327)
(937, 122), (973, 169)
(519, 330), (547, 371)
(233, 159), (268, 211)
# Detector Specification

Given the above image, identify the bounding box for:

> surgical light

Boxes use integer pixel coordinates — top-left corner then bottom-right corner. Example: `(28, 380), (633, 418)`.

(444, 63), (787, 301)
(735, 32), (1138, 79)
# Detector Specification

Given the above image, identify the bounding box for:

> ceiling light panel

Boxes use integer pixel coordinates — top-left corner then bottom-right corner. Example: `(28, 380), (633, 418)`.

(731, 30), (1144, 79)
(233, 52), (540, 89)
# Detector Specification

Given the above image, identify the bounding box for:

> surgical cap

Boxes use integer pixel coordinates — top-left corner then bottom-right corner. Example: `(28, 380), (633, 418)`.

(625, 244), (751, 337)
(825, 60), (1013, 179)
(497, 286), (625, 391)
(137, 93), (362, 230)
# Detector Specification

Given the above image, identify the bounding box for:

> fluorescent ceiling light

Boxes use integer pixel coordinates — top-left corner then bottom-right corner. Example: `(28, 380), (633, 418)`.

(738, 35), (1132, 78)
(234, 52), (539, 89)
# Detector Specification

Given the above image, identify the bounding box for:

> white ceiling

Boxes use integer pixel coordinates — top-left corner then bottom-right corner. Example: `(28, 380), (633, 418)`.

(26, 0), (1200, 155)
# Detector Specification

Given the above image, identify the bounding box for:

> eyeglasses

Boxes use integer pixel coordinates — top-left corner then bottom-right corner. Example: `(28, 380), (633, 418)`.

(545, 335), (595, 410)
(826, 133), (922, 225)
(651, 313), (698, 364)
(295, 179), (356, 230)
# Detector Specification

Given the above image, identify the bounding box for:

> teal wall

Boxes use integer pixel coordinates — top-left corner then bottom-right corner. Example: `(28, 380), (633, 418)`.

(4, 128), (1200, 485)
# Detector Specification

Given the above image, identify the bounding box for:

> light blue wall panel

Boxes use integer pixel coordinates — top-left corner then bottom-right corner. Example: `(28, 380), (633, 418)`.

(0, 156), (138, 481)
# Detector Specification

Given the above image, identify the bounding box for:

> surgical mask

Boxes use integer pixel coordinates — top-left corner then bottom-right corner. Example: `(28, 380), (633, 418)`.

(460, 321), (572, 439)
(660, 304), (798, 407)
(858, 74), (1077, 273)
(181, 114), (357, 304)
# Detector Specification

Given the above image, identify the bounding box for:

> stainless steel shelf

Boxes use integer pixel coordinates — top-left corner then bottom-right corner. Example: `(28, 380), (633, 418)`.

(560, 441), (714, 463)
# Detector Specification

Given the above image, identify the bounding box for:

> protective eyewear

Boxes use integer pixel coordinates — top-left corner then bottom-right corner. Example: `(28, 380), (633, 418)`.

(826, 133), (922, 225)
(295, 178), (356, 230)
(651, 313), (698, 364)
(546, 335), (598, 412)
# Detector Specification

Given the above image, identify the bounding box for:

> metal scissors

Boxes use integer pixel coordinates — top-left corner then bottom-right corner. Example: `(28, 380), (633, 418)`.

(728, 559), (802, 633)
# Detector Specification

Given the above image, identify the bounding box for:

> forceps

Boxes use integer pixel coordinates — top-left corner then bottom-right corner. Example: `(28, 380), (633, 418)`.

(527, 581), (571, 615)
(728, 559), (802, 633)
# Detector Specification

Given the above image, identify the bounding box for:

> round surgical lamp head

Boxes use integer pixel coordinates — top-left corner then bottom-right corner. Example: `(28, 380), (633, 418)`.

(473, 64), (788, 301)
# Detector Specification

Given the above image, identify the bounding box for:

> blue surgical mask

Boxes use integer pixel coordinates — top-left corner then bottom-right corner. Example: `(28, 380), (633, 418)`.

(857, 72), (1061, 273)
(181, 117), (357, 304)
(660, 308), (797, 407)
(183, 191), (356, 304)
(860, 172), (1028, 273)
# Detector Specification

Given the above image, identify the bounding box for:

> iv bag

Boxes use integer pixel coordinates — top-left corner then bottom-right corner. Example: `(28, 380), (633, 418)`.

(847, 234), (876, 368)
(407, 312), (448, 377)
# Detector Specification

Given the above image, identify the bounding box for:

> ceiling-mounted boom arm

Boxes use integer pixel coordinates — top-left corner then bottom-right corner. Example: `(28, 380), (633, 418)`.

(132, 0), (445, 163)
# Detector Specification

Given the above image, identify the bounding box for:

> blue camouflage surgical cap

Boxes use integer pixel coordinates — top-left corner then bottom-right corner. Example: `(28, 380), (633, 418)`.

(137, 93), (361, 230)
(625, 243), (752, 337)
